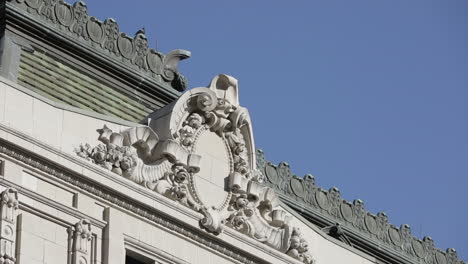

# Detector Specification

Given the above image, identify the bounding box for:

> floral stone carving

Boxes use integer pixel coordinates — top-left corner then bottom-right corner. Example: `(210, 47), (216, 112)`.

(76, 74), (315, 263)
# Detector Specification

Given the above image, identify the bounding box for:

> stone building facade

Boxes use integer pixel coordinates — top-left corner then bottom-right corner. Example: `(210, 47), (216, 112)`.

(0, 1), (464, 264)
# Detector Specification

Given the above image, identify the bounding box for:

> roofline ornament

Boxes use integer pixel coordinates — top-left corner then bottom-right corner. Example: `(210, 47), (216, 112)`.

(5, 0), (191, 92)
(257, 150), (466, 264)
(76, 74), (316, 264)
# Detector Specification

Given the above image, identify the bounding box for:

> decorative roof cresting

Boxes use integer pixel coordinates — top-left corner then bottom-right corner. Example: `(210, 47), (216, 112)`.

(256, 149), (466, 264)
(5, 0), (191, 92)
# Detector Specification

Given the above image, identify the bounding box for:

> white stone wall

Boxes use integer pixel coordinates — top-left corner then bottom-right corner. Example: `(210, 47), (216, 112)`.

(17, 212), (70, 264)
(285, 207), (376, 264)
(0, 78), (377, 264)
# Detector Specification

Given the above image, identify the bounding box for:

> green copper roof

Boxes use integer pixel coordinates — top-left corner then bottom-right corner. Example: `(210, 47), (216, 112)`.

(18, 50), (153, 122)
(2, 0), (192, 121)
(4, 0), (190, 93)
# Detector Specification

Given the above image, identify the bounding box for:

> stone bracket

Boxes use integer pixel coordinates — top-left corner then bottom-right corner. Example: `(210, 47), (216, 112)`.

(68, 219), (93, 264)
(0, 188), (19, 264)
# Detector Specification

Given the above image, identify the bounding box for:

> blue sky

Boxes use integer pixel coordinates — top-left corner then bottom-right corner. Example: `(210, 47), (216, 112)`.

(89, 0), (467, 260)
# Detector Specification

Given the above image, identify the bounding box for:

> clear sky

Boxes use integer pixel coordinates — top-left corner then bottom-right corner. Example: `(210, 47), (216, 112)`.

(89, 0), (467, 260)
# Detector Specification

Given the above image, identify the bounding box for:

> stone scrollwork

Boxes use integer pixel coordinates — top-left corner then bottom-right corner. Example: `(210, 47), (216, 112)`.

(75, 74), (315, 263)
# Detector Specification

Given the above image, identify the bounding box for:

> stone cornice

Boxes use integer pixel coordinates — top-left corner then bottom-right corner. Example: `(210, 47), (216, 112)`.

(1, 179), (108, 229)
(0, 129), (312, 264)
(256, 149), (466, 264)
(0, 137), (270, 264)
(3, 0), (190, 97)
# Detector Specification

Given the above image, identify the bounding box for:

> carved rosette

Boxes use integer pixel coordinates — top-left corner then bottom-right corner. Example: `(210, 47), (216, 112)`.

(0, 188), (19, 264)
(75, 74), (315, 263)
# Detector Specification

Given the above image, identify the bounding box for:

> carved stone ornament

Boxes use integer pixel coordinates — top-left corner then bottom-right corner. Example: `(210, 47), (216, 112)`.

(75, 74), (315, 263)
(68, 219), (93, 264)
(260, 158), (468, 264)
(5, 0), (191, 92)
(0, 188), (19, 264)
